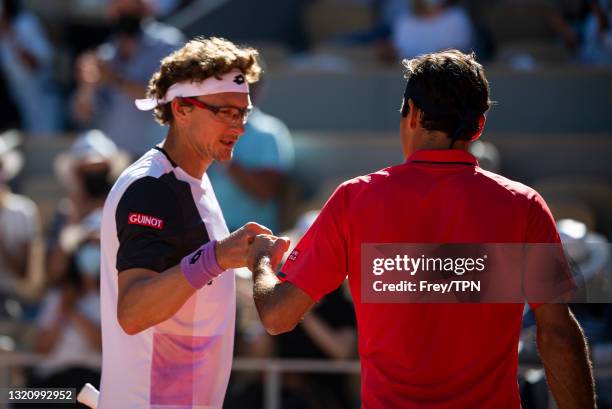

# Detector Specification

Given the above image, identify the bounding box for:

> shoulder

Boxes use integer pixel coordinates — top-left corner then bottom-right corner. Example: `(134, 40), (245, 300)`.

(337, 166), (396, 195)
(107, 150), (174, 207)
(3, 193), (38, 216)
(317, 166), (396, 214)
(120, 175), (175, 202)
(476, 168), (542, 203)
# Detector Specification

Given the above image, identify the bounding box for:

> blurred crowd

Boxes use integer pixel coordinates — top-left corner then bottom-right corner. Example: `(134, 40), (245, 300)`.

(0, 0), (611, 136)
(0, 0), (611, 408)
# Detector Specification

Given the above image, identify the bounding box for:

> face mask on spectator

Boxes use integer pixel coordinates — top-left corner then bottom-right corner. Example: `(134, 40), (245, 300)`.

(76, 243), (101, 278)
(81, 169), (112, 198)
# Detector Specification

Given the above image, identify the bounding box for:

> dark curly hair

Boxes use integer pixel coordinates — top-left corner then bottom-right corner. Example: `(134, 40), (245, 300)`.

(400, 50), (491, 146)
(146, 36), (261, 125)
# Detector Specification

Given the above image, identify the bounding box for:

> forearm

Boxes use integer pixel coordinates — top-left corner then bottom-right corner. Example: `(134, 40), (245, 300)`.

(252, 256), (287, 334)
(252, 256), (314, 335)
(537, 316), (595, 409)
(117, 264), (197, 335)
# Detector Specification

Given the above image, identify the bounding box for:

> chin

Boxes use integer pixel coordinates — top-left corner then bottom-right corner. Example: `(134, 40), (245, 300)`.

(215, 152), (233, 162)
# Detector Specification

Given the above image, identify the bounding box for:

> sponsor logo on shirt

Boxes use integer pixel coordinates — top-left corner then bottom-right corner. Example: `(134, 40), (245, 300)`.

(128, 212), (164, 230)
(288, 249), (299, 261)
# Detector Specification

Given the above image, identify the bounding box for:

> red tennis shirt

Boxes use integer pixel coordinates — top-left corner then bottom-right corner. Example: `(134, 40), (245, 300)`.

(280, 149), (564, 409)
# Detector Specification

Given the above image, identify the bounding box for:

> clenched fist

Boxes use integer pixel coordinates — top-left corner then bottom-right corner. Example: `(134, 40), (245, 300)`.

(247, 234), (291, 273)
(215, 222), (272, 270)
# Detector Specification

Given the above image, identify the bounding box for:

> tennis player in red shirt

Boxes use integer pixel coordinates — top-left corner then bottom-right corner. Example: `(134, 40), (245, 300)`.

(247, 50), (595, 408)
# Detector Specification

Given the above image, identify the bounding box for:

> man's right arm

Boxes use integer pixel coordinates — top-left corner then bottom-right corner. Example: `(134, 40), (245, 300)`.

(534, 303), (596, 409)
(525, 191), (596, 407)
(113, 176), (272, 335)
(117, 222), (272, 335)
(117, 265), (194, 335)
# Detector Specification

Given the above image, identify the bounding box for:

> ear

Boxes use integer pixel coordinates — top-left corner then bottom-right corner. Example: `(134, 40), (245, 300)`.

(407, 99), (420, 130)
(171, 98), (190, 124)
(470, 114), (486, 141)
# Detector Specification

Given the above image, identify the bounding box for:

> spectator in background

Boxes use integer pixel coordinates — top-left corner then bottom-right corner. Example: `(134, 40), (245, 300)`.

(521, 218), (611, 408)
(581, 0), (612, 64)
(46, 130), (129, 285)
(208, 74), (294, 234)
(0, 130), (41, 318)
(348, 0), (413, 42)
(0, 0), (61, 134)
(29, 221), (102, 408)
(390, 0), (473, 59)
(71, 0), (184, 158)
(557, 218), (611, 344)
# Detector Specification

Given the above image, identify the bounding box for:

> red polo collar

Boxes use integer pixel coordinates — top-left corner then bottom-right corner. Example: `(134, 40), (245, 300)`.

(406, 149), (479, 166)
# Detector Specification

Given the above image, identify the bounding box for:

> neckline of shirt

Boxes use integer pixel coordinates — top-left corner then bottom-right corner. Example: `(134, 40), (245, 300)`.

(153, 146), (208, 189)
(406, 149), (479, 166)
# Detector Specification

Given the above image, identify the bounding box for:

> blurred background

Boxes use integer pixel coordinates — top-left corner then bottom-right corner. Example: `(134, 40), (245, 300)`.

(0, 0), (611, 408)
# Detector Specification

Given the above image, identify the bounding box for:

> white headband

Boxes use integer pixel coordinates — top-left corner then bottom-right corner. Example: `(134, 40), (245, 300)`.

(135, 69), (249, 111)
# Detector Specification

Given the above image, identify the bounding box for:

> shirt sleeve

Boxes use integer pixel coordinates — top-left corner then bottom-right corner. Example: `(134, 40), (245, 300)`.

(524, 190), (575, 309)
(115, 176), (181, 273)
(279, 184), (349, 302)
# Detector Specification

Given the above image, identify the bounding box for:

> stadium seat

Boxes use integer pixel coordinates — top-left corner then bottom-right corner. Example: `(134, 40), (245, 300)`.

(303, 0), (374, 45)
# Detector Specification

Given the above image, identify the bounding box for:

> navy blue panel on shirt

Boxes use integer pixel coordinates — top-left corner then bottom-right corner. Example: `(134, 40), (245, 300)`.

(115, 172), (210, 273)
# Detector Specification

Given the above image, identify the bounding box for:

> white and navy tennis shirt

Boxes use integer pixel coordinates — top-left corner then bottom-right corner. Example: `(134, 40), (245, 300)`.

(99, 147), (235, 409)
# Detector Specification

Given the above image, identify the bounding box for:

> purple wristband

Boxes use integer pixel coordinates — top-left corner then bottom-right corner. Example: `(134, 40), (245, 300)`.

(180, 240), (225, 289)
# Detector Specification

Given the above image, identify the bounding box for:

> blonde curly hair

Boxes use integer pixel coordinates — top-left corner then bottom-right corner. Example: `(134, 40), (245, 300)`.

(146, 37), (261, 125)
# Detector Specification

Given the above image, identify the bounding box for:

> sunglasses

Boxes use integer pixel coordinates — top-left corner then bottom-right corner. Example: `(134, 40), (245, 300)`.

(182, 97), (252, 126)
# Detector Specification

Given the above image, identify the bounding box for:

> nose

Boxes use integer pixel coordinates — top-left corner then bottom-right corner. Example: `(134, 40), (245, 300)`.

(228, 120), (245, 135)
